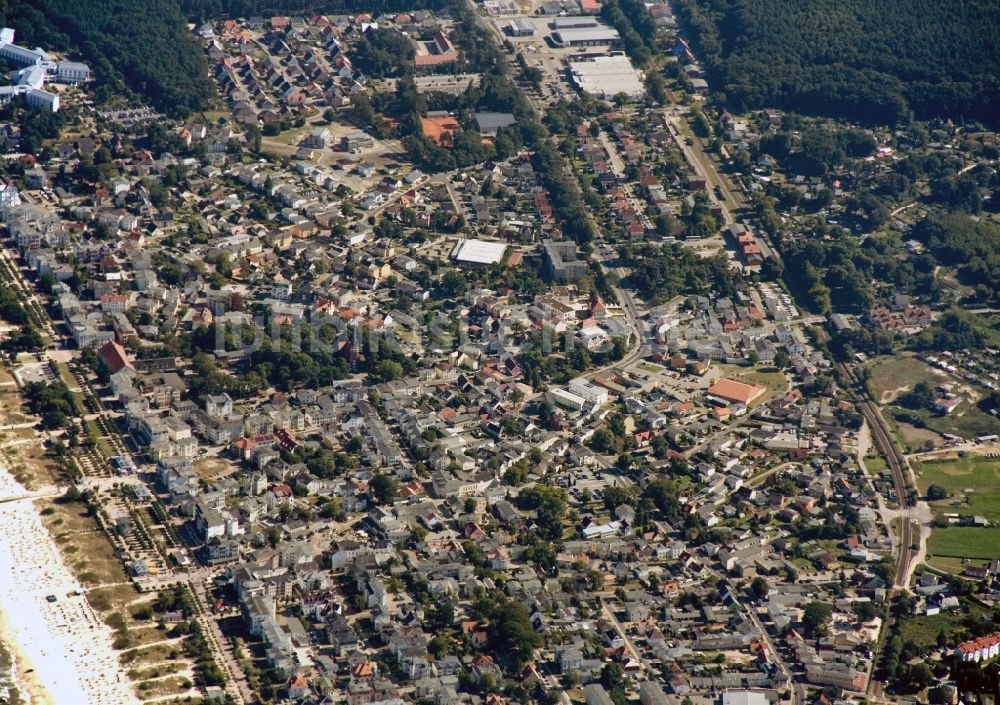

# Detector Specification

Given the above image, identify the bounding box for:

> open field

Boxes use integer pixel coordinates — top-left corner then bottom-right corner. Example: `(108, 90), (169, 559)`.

(865, 455), (888, 475)
(925, 555), (990, 574)
(194, 456), (237, 482)
(264, 122), (314, 147)
(0, 426), (61, 489)
(865, 353), (1000, 440)
(0, 368), (36, 423)
(866, 355), (943, 404)
(0, 367), (62, 489)
(898, 600), (988, 648)
(127, 662), (186, 681)
(134, 675), (194, 699)
(39, 497), (129, 586)
(927, 527), (1000, 561)
(895, 420), (945, 450)
(121, 643), (183, 666)
(914, 456), (1000, 522)
(918, 456), (1000, 561)
(890, 404), (1000, 442)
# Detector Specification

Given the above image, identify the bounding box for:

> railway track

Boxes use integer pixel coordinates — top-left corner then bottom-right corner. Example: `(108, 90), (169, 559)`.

(837, 363), (914, 584)
(837, 362), (918, 697)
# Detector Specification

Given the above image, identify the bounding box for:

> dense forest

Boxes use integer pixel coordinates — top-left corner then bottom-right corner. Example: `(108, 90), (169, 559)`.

(674, 0), (1000, 125)
(3, 0), (215, 116)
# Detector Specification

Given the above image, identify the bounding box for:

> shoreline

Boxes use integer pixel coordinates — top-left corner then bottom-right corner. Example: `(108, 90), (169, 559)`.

(0, 619), (53, 705)
(0, 464), (140, 705)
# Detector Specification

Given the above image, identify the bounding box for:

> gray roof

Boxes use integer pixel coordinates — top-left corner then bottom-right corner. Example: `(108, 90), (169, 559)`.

(473, 112), (517, 133)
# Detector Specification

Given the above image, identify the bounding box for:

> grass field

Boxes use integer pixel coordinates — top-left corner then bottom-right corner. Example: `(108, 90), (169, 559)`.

(865, 455), (888, 475)
(914, 456), (1000, 522)
(266, 122), (314, 146)
(926, 555), (990, 574)
(927, 527), (1000, 560)
(914, 456), (1000, 563)
(866, 355), (942, 404)
(895, 419), (946, 450)
(899, 600), (988, 648)
(85, 418), (115, 458)
(134, 675), (193, 699)
(865, 353), (1000, 440)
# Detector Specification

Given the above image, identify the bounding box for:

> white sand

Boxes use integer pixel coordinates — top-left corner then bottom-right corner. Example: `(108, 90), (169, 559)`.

(0, 466), (139, 705)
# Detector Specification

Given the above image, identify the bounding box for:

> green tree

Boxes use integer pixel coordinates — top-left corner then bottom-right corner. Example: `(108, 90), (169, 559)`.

(516, 485), (568, 540)
(926, 484), (948, 501)
(600, 663), (627, 705)
(485, 598), (542, 670)
(802, 601), (832, 636)
(602, 486), (633, 512)
(854, 600), (878, 623)
(371, 473), (398, 505)
(374, 359), (405, 382)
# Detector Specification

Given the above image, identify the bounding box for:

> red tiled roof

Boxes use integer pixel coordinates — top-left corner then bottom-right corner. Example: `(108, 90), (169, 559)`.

(956, 632), (1000, 654)
(707, 378), (766, 405)
(98, 340), (133, 373)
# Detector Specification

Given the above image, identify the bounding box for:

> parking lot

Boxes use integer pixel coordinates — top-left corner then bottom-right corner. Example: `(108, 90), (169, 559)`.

(14, 361), (55, 386)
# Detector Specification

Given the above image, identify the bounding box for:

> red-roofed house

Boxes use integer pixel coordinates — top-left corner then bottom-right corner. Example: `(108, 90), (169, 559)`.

(956, 632), (1000, 662)
(98, 340), (134, 374)
(286, 673), (309, 698)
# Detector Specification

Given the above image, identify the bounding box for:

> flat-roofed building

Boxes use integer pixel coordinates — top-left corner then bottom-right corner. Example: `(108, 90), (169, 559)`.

(568, 52), (646, 99)
(0, 28), (89, 112)
(452, 238), (508, 266)
(551, 26), (620, 47)
(721, 691), (769, 705)
(473, 111), (517, 135)
(543, 239), (588, 281)
(343, 132), (375, 152)
(506, 17), (535, 36)
(550, 16), (600, 29)
(585, 685), (615, 705)
(56, 61), (91, 83)
(639, 682), (669, 705)
(303, 126), (330, 148)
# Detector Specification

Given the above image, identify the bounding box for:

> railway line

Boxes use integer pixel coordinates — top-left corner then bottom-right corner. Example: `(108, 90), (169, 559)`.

(837, 362), (918, 698)
(837, 362), (915, 584)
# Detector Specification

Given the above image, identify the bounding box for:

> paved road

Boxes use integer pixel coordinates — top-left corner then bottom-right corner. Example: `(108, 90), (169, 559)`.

(587, 250), (648, 379)
(600, 597), (650, 672)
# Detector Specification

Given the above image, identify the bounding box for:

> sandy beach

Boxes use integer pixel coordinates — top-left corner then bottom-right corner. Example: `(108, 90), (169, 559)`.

(0, 465), (139, 705)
